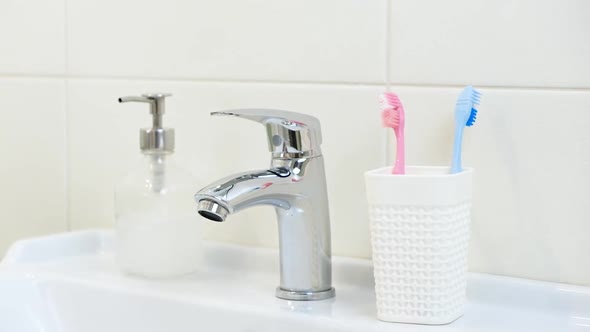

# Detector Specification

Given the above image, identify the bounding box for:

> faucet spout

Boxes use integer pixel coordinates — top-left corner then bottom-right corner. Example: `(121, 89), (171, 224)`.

(195, 157), (334, 301)
(195, 168), (292, 220)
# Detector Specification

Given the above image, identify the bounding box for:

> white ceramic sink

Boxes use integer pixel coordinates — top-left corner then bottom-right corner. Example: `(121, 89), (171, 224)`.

(1, 231), (589, 332)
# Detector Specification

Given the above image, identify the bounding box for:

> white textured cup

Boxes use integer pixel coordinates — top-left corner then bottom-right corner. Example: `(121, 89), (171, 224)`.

(365, 166), (473, 325)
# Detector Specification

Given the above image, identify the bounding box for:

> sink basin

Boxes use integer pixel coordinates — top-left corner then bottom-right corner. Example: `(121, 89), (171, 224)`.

(1, 230), (589, 332)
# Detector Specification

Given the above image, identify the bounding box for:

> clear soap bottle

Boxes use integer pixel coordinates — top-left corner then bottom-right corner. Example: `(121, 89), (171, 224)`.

(115, 93), (201, 278)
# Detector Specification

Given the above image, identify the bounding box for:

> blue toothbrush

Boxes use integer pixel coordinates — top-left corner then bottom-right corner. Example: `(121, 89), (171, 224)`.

(451, 86), (481, 174)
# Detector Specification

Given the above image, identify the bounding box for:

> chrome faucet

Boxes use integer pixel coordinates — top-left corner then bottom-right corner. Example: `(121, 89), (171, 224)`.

(195, 109), (334, 301)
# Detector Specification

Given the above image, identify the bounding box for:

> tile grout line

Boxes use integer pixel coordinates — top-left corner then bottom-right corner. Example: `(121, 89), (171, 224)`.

(383, 0), (392, 168)
(384, 0), (391, 92)
(0, 72), (589, 92)
(63, 0), (71, 232)
(63, 79), (70, 232)
(0, 73), (385, 87)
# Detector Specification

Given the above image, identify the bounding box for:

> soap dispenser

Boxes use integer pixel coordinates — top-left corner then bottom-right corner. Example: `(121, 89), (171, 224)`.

(115, 93), (202, 278)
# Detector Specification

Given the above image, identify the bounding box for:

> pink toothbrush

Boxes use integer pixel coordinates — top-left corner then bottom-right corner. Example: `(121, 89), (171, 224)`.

(380, 92), (405, 174)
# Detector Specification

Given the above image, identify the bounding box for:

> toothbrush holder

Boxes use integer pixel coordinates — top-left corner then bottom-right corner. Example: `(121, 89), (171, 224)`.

(364, 166), (473, 325)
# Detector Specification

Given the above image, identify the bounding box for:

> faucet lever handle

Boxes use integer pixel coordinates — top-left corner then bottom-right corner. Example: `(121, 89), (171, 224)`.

(211, 109), (322, 157)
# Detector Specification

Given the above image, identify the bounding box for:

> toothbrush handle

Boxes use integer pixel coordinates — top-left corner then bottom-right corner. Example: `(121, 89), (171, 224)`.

(451, 125), (464, 174)
(393, 127), (405, 174)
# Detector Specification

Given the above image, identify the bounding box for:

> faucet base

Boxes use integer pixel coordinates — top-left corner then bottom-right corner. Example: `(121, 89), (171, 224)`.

(275, 287), (335, 301)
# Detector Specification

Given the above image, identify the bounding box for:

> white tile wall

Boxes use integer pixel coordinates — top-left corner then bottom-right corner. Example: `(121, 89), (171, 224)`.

(1, 0), (589, 286)
(0, 0), (65, 74)
(389, 0), (590, 88)
(0, 0), (67, 254)
(67, 0), (386, 83)
(0, 79), (67, 253)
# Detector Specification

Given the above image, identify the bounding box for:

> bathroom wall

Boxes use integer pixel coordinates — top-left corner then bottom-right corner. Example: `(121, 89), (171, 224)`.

(1, 0), (589, 286)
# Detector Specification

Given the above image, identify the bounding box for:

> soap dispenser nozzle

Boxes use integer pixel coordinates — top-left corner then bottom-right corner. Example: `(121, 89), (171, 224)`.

(118, 93), (174, 152)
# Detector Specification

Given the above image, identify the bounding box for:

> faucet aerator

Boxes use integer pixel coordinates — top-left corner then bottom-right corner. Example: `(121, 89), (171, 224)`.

(197, 199), (228, 222)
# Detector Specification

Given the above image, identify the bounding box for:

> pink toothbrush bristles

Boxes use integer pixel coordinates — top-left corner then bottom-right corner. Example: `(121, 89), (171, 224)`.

(380, 93), (403, 127)
(379, 92), (406, 175)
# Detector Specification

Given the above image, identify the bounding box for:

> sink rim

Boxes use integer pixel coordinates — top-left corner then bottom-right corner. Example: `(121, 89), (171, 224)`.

(1, 230), (589, 332)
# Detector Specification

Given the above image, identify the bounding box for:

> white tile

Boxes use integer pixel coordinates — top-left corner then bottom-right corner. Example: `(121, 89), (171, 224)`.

(387, 85), (590, 285)
(389, 0), (590, 88)
(67, 79), (383, 258)
(67, 0), (386, 83)
(0, 0), (65, 74)
(0, 79), (67, 254)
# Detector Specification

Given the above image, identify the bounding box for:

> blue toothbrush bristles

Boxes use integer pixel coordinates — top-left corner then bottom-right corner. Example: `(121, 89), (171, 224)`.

(466, 107), (477, 126)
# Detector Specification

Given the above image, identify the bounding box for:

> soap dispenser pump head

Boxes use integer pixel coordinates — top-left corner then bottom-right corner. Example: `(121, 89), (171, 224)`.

(118, 93), (175, 153)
